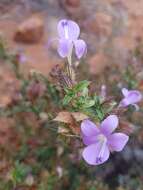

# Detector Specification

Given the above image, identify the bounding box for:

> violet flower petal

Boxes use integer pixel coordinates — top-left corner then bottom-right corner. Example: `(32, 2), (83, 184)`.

(19, 54), (27, 63)
(120, 89), (142, 107)
(74, 39), (87, 59)
(82, 135), (99, 146)
(126, 90), (142, 104)
(81, 120), (100, 137)
(108, 133), (129, 152)
(122, 88), (129, 97)
(57, 39), (72, 58)
(119, 98), (130, 107)
(82, 141), (110, 165)
(57, 19), (80, 40)
(100, 115), (119, 136)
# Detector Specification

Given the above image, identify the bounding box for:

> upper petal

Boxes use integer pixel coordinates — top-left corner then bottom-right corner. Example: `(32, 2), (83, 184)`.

(122, 88), (129, 97)
(81, 119), (100, 137)
(127, 90), (142, 104)
(100, 115), (119, 136)
(57, 19), (80, 40)
(74, 39), (87, 59)
(108, 132), (129, 152)
(82, 142), (110, 165)
(57, 39), (72, 58)
(119, 90), (142, 107)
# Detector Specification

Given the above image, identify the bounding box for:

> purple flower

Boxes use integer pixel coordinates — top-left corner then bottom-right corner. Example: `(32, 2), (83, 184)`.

(19, 53), (27, 63)
(57, 19), (87, 59)
(119, 88), (142, 108)
(81, 115), (129, 165)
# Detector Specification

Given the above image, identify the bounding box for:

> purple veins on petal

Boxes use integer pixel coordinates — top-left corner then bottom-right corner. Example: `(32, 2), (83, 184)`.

(82, 140), (110, 165)
(58, 19), (80, 40)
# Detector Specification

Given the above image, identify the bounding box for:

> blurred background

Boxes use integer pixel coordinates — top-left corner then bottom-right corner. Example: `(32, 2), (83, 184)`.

(0, 0), (143, 190)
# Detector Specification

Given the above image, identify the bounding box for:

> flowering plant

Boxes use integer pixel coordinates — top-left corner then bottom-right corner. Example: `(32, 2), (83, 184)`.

(0, 20), (142, 169)
(51, 19), (142, 165)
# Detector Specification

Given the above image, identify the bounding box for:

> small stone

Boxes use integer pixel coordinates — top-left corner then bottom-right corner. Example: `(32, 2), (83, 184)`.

(14, 16), (44, 43)
(60, 0), (85, 20)
(86, 12), (112, 37)
(88, 52), (109, 74)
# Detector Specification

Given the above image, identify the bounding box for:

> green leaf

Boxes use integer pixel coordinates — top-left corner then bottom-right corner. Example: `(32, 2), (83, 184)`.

(96, 109), (104, 121)
(62, 95), (73, 105)
(82, 87), (89, 96)
(11, 161), (31, 185)
(83, 99), (95, 108)
(73, 80), (90, 93)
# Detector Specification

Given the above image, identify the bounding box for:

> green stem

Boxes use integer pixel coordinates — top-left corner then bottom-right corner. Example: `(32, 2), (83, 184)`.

(67, 46), (73, 79)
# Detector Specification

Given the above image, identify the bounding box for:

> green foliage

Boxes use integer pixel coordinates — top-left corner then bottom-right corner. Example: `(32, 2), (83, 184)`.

(0, 180), (13, 190)
(14, 144), (29, 161)
(0, 37), (8, 60)
(73, 80), (90, 93)
(62, 80), (90, 106)
(123, 65), (137, 89)
(35, 73), (61, 107)
(38, 174), (58, 190)
(0, 37), (22, 78)
(10, 161), (31, 186)
(36, 147), (56, 164)
(62, 81), (113, 122)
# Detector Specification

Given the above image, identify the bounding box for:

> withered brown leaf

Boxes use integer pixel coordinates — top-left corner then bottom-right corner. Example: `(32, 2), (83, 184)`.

(54, 111), (88, 123)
